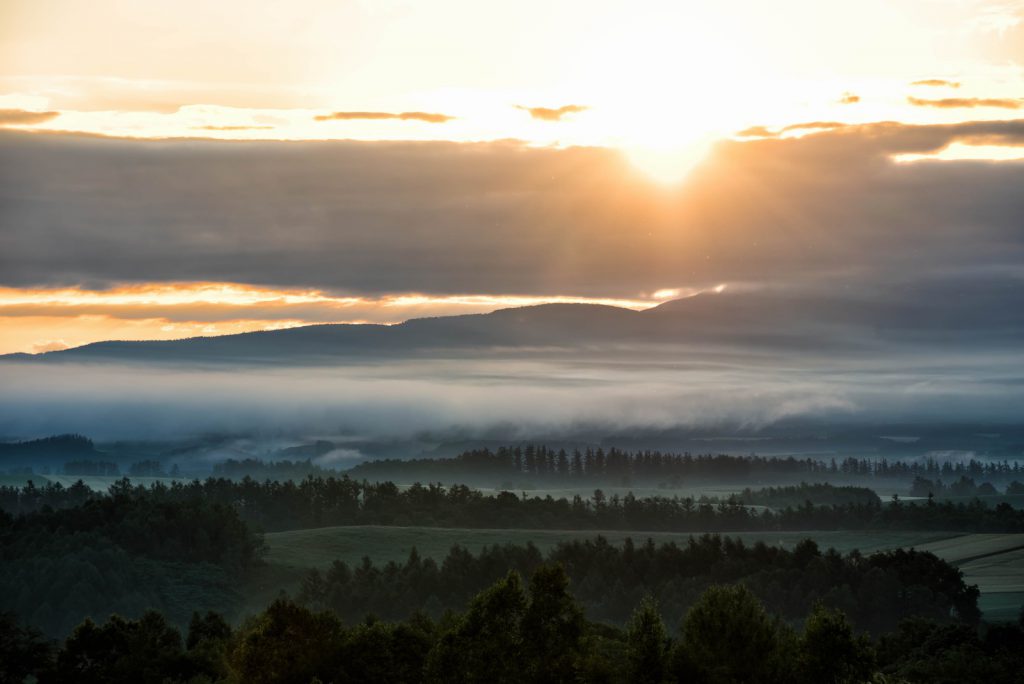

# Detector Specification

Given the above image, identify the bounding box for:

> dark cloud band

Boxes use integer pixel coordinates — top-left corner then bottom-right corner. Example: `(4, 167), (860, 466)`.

(1, 121), (1022, 305)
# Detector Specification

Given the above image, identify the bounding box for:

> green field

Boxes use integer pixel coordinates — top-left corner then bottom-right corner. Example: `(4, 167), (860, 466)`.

(912, 534), (1024, 622)
(261, 526), (1024, 621)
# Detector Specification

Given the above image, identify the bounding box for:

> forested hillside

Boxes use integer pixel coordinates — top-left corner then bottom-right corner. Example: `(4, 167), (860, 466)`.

(0, 483), (263, 636)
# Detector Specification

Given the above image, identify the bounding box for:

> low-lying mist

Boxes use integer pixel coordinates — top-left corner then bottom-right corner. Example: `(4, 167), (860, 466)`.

(2, 347), (1022, 444)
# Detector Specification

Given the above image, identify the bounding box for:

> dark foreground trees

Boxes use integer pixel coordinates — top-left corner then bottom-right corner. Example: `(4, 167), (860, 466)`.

(3, 567), (1022, 684)
(0, 612), (51, 684)
(298, 535), (981, 633)
(425, 566), (584, 684)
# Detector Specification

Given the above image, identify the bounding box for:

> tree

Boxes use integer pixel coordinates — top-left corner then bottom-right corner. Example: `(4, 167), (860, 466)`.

(187, 610), (232, 650)
(425, 571), (526, 684)
(339, 621), (433, 683)
(227, 600), (343, 684)
(520, 564), (584, 683)
(798, 603), (873, 683)
(626, 595), (668, 684)
(0, 612), (52, 684)
(184, 611), (232, 682)
(679, 584), (786, 684)
(51, 612), (186, 684)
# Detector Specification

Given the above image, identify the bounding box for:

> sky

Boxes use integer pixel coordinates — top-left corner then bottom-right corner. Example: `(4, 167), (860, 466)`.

(0, 0), (1023, 355)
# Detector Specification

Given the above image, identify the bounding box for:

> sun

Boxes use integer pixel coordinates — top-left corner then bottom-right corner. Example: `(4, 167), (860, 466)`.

(624, 135), (717, 185)
(560, 6), (767, 185)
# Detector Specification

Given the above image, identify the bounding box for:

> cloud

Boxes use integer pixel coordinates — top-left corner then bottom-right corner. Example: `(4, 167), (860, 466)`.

(313, 111), (454, 123)
(1, 120), (1023, 305)
(907, 96), (1022, 109)
(856, 119), (1024, 151)
(29, 340), (69, 354)
(735, 126), (775, 138)
(0, 75), (317, 114)
(192, 125), (274, 131)
(732, 119), (1024, 151)
(838, 92), (860, 104)
(314, 448), (366, 466)
(778, 121), (848, 134)
(0, 109), (60, 125)
(515, 104), (588, 121)
(910, 79), (960, 88)
(737, 122), (849, 138)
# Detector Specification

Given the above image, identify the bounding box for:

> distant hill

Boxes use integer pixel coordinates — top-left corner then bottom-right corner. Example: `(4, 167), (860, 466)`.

(3, 284), (1022, 365)
(0, 302), (645, 365)
(0, 434), (102, 468)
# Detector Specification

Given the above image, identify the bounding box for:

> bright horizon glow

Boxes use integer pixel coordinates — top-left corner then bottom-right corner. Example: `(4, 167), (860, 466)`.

(0, 282), (718, 355)
(0, 283), (691, 311)
(2, 1), (1023, 183)
(892, 141), (1024, 163)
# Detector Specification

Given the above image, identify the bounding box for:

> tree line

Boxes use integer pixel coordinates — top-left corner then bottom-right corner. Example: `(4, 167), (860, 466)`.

(346, 445), (1024, 485)
(736, 482), (881, 507)
(2, 476), (1023, 534)
(3, 566), (1022, 684)
(910, 475), (1024, 498)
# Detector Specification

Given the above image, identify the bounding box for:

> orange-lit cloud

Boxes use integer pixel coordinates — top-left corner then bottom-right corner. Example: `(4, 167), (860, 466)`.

(0, 0), (1022, 154)
(838, 92), (860, 104)
(737, 121), (848, 138)
(313, 111), (454, 123)
(31, 340), (69, 353)
(0, 282), (694, 354)
(735, 125), (774, 138)
(192, 124), (274, 131)
(908, 96), (1022, 109)
(0, 109), (60, 125)
(515, 104), (588, 121)
(911, 79), (961, 88)
(779, 121), (847, 134)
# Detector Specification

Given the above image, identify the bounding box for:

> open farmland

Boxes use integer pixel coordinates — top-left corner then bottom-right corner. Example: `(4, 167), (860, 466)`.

(907, 533), (1024, 622)
(909, 533), (1024, 564)
(957, 544), (1024, 621)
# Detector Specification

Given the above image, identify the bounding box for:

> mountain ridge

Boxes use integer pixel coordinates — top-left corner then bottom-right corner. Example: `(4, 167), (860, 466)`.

(5, 285), (1022, 365)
